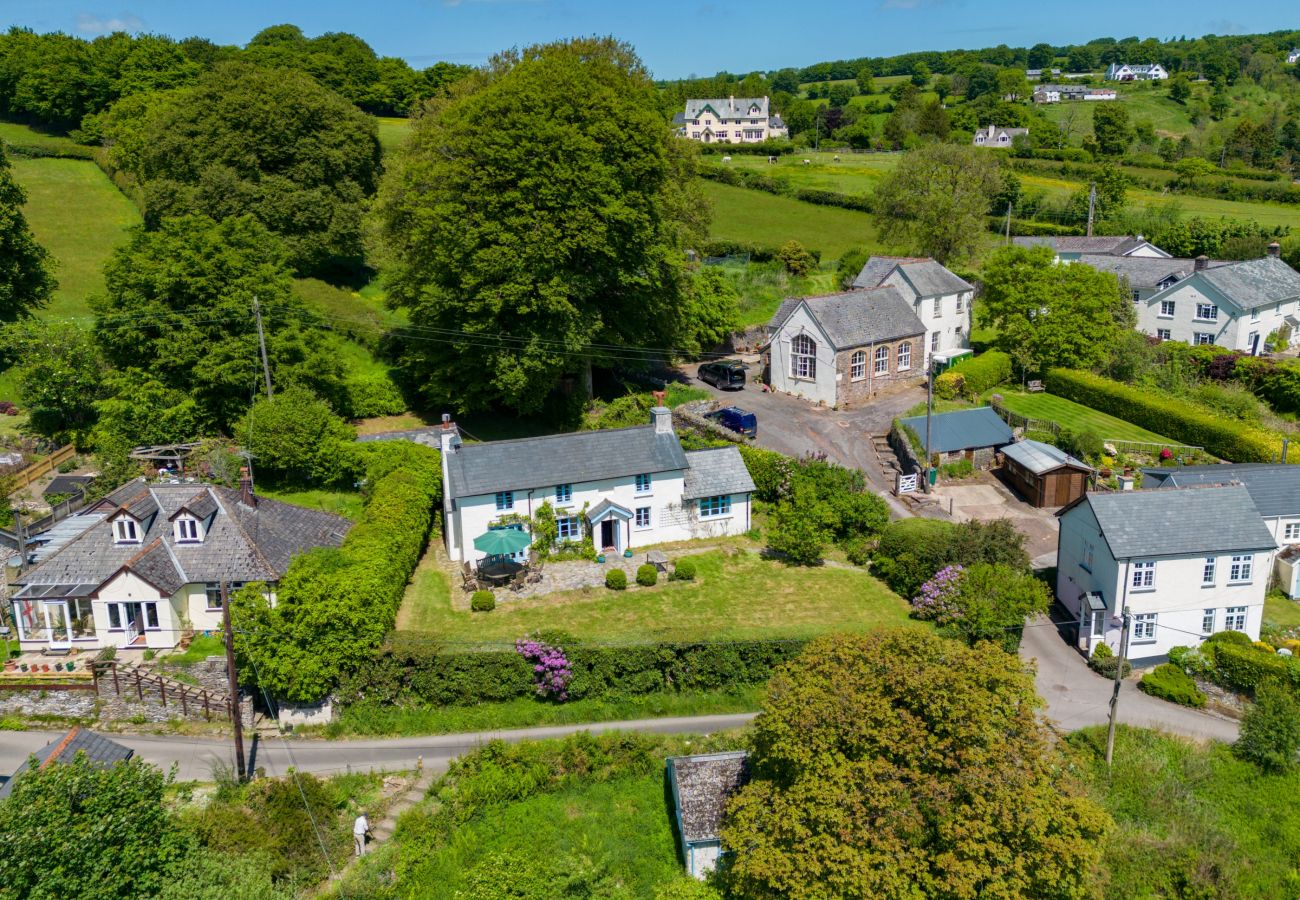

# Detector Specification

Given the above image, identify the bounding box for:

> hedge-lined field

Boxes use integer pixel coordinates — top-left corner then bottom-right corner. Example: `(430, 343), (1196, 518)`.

(700, 179), (883, 260)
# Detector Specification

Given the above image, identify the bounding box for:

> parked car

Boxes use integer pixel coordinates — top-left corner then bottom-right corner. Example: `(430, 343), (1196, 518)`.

(698, 360), (747, 390)
(706, 406), (757, 437)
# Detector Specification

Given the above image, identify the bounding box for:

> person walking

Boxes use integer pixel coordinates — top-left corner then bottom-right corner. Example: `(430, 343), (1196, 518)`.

(353, 810), (370, 857)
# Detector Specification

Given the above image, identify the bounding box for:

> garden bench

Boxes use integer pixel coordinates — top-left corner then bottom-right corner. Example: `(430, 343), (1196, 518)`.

(1027, 379), (1045, 393)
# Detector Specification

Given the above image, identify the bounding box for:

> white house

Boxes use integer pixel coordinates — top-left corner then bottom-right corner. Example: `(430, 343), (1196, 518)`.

(1285, 49), (1299, 65)
(1137, 246), (1300, 353)
(681, 97), (787, 144)
(432, 408), (754, 564)
(9, 477), (350, 653)
(1077, 254), (1221, 305)
(1104, 63), (1169, 81)
(1056, 485), (1276, 663)
(852, 256), (976, 367)
(972, 125), (1028, 147)
(1012, 234), (1171, 261)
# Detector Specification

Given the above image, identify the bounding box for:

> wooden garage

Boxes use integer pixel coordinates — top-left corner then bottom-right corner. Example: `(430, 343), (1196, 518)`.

(1000, 439), (1092, 508)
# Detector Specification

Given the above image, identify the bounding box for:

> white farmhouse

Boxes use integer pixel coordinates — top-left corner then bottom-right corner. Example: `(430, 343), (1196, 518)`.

(972, 125), (1028, 147)
(681, 97), (787, 144)
(433, 408), (754, 564)
(1137, 246), (1300, 353)
(1286, 49), (1299, 65)
(851, 256), (976, 367)
(1104, 63), (1169, 81)
(1056, 485), (1276, 663)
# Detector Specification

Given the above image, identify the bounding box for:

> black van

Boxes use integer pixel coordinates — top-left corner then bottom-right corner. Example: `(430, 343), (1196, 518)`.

(698, 360), (747, 390)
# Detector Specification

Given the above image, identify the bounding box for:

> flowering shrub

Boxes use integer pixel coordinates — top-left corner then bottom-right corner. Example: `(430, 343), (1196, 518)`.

(515, 635), (572, 701)
(911, 565), (965, 621)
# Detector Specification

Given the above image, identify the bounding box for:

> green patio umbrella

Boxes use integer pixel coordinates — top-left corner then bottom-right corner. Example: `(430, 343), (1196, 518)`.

(473, 528), (532, 556)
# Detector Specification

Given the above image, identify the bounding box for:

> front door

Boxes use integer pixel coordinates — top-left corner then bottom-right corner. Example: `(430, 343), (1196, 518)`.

(122, 603), (143, 644)
(44, 601), (71, 649)
(600, 519), (617, 552)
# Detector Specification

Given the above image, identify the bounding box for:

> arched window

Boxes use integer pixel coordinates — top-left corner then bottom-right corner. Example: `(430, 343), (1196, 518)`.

(850, 350), (866, 380)
(897, 342), (912, 371)
(874, 345), (889, 375)
(791, 334), (816, 380)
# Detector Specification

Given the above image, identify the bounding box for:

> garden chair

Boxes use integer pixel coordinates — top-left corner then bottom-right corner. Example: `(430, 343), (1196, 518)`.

(529, 558), (545, 584)
(461, 562), (477, 591)
(510, 571), (528, 592)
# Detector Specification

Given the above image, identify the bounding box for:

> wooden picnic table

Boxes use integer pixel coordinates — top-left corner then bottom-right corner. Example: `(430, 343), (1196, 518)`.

(477, 558), (523, 586)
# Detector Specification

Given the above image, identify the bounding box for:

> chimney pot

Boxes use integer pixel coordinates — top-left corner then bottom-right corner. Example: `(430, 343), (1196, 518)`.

(442, 413), (451, 430)
(1268, 242), (1281, 258)
(652, 390), (666, 406)
(1195, 255), (1209, 271)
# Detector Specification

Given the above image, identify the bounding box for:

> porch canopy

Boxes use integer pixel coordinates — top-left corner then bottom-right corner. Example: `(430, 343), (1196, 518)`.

(585, 499), (633, 524)
(472, 528), (532, 556)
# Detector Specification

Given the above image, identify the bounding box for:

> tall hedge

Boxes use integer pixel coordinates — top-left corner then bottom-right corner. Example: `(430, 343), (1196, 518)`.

(1044, 368), (1284, 463)
(234, 442), (443, 703)
(934, 351), (1012, 400)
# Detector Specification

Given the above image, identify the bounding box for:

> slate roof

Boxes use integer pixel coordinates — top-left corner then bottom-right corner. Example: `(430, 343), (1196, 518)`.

(974, 125), (1028, 143)
(1012, 235), (1167, 257)
(851, 256), (973, 296)
(898, 407), (1014, 454)
(11, 512), (105, 568)
(0, 727), (133, 799)
(444, 425), (690, 499)
(1077, 254), (1225, 289)
(1192, 256), (1300, 312)
(767, 287), (926, 351)
(42, 475), (95, 499)
(1002, 439), (1091, 475)
(682, 447), (757, 500)
(684, 97), (770, 119)
(1139, 463), (1300, 519)
(1072, 484), (1276, 559)
(14, 481), (352, 596)
(667, 751), (749, 844)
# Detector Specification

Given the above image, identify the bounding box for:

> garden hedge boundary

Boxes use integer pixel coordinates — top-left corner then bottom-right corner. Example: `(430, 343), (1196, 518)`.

(1043, 368), (1284, 463)
(934, 351), (1012, 400)
(335, 635), (808, 707)
(700, 165), (874, 216)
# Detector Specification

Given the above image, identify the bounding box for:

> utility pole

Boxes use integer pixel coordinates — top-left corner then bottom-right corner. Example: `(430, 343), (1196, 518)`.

(923, 357), (935, 493)
(1004, 201), (1013, 244)
(254, 296), (275, 397)
(221, 581), (247, 782)
(1104, 605), (1132, 768)
(1085, 182), (1097, 237)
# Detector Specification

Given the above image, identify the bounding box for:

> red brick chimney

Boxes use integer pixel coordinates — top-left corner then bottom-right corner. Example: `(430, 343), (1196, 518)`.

(239, 466), (255, 507)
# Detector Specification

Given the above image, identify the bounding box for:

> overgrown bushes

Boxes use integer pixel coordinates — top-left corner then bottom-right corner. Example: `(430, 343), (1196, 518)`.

(871, 517), (1030, 599)
(1139, 663), (1206, 708)
(1045, 368), (1284, 463)
(934, 351), (1013, 400)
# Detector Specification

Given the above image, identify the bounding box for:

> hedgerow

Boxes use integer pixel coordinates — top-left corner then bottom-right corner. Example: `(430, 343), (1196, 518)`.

(934, 350), (1012, 400)
(1044, 368), (1284, 463)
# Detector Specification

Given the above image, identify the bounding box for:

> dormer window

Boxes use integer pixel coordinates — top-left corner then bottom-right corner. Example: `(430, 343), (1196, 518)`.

(113, 518), (139, 544)
(174, 516), (202, 543)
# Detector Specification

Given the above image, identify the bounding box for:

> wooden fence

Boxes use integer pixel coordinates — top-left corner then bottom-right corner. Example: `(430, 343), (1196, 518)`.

(92, 661), (234, 722)
(7, 444), (76, 491)
(989, 400), (1061, 436)
(1102, 439), (1205, 458)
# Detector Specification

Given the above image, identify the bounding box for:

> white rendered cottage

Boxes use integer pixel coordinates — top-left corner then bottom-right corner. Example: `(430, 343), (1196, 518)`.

(1011, 234), (1172, 261)
(1104, 63), (1169, 81)
(434, 407), (755, 564)
(1056, 485), (1275, 663)
(851, 256), (975, 366)
(972, 125), (1028, 147)
(681, 97), (787, 144)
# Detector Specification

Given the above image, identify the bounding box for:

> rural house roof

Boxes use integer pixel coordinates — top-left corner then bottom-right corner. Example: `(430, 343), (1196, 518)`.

(684, 97), (770, 119)
(13, 480), (352, 596)
(767, 287), (926, 351)
(1002, 439), (1091, 476)
(0, 726), (133, 799)
(851, 256), (974, 296)
(898, 407), (1014, 454)
(443, 425), (690, 499)
(1139, 463), (1300, 519)
(666, 751), (749, 845)
(1076, 254), (1227, 289)
(1064, 484), (1276, 559)
(1189, 256), (1300, 312)
(682, 447), (757, 500)
(1011, 235), (1170, 257)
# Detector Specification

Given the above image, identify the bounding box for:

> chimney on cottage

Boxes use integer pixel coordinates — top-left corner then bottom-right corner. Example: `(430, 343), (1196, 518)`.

(1194, 255), (1209, 271)
(650, 392), (673, 435)
(1268, 242), (1281, 259)
(438, 413), (461, 455)
(239, 466), (255, 507)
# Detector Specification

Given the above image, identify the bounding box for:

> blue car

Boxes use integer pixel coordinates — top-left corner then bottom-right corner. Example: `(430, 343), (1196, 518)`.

(707, 406), (757, 438)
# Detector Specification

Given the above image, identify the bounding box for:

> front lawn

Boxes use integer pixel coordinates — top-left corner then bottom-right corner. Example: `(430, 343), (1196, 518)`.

(991, 391), (1175, 443)
(257, 485), (366, 520)
(398, 548), (913, 645)
(1265, 590), (1300, 629)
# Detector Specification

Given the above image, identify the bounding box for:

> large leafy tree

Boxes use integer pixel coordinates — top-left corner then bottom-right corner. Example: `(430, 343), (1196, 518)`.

(873, 143), (1002, 264)
(0, 142), (56, 323)
(91, 214), (343, 430)
(2, 321), (103, 439)
(1092, 103), (1133, 156)
(979, 244), (1133, 373)
(721, 630), (1111, 899)
(376, 36), (706, 415)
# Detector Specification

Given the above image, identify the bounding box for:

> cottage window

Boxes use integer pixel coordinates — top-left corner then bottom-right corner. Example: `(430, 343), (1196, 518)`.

(699, 495), (731, 518)
(1225, 606), (1248, 631)
(850, 350), (866, 380)
(1194, 333), (1214, 345)
(556, 516), (581, 542)
(956, 295), (965, 314)
(930, 331), (940, 353)
(635, 507), (651, 528)
(1131, 560), (1155, 590)
(932, 297), (942, 317)
(205, 583), (223, 610)
(1159, 300), (1175, 317)
(1251, 308), (1260, 322)
(1156, 329), (1171, 341)
(108, 605), (121, 629)
(791, 334), (817, 380)
(144, 603), (160, 630)
(1202, 557), (1216, 585)
(495, 491), (514, 511)
(1202, 609), (1216, 635)
(1285, 523), (1300, 541)
(635, 473), (652, 494)
(68, 598), (95, 639)
(1131, 290), (1141, 303)
(1132, 613), (1157, 642)
(873, 345), (889, 375)
(113, 518), (139, 544)
(175, 517), (201, 543)
(1195, 303), (1218, 322)
(1229, 554), (1253, 583)
(555, 484), (572, 504)
(897, 342), (912, 371)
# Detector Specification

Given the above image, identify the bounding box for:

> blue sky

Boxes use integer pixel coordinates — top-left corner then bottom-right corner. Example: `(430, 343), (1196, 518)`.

(3, 1), (1295, 79)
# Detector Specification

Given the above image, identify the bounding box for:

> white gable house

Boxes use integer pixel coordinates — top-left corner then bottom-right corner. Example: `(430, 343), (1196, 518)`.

(682, 97), (787, 144)
(1056, 485), (1276, 663)
(852, 256), (975, 367)
(1104, 63), (1169, 81)
(972, 125), (1028, 147)
(1011, 234), (1171, 261)
(431, 408), (754, 564)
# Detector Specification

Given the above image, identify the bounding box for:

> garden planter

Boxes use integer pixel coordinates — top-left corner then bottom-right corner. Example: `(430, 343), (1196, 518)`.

(623, 549), (633, 558)
(4, 660), (16, 672)
(596, 554), (606, 564)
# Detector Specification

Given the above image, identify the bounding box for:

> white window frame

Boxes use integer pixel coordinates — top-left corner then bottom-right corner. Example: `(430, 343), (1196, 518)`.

(1229, 554), (1254, 584)
(635, 506), (651, 529)
(113, 518), (139, 544)
(174, 517), (201, 543)
(897, 342), (912, 371)
(932, 297), (942, 317)
(930, 331), (940, 352)
(873, 345), (889, 375)
(791, 334), (817, 380)
(1285, 523), (1300, 541)
(1194, 332), (1214, 345)
(1225, 606), (1248, 631)
(1195, 302), (1218, 322)
(850, 350), (866, 381)
(635, 473), (652, 494)
(1202, 556), (1216, 586)
(204, 582), (223, 611)
(956, 294), (965, 314)
(1131, 560), (1155, 591)
(1159, 300), (1175, 318)
(1156, 329), (1172, 341)
(1202, 608), (1216, 635)
(1132, 612), (1157, 643)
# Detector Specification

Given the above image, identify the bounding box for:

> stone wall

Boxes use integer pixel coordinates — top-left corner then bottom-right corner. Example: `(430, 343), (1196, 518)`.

(834, 336), (924, 408)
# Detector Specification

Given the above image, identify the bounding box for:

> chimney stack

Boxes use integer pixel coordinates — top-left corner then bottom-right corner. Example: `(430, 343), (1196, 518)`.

(1268, 242), (1281, 259)
(238, 466), (255, 507)
(650, 395), (673, 435)
(1195, 255), (1209, 271)
(438, 413), (461, 455)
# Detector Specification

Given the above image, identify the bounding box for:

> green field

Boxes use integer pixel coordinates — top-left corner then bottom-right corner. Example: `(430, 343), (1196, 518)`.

(713, 150), (899, 195)
(399, 548), (913, 645)
(701, 179), (884, 260)
(376, 115), (410, 155)
(10, 156), (140, 320)
(0, 121), (87, 156)
(256, 486), (366, 520)
(993, 391), (1175, 442)
(1266, 591), (1300, 628)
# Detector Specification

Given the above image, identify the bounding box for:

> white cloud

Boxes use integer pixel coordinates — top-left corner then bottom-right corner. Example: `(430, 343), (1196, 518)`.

(76, 12), (145, 35)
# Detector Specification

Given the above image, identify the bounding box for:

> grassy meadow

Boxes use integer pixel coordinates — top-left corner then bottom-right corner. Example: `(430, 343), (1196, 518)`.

(991, 391), (1176, 443)
(376, 115), (410, 155)
(701, 179), (882, 259)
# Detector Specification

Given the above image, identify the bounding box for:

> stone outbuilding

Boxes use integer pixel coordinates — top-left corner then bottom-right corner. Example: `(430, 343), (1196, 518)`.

(763, 287), (926, 408)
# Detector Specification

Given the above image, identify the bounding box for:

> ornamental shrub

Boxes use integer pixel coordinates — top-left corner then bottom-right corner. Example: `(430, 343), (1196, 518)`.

(470, 591), (495, 612)
(1205, 629), (1254, 646)
(1139, 663), (1207, 707)
(670, 557), (697, 581)
(605, 569), (627, 590)
(1253, 641), (1276, 653)
(1087, 641), (1133, 679)
(872, 517), (1029, 599)
(514, 635), (572, 701)
(1207, 641), (1300, 694)
(934, 351), (1012, 400)
(1235, 682), (1300, 772)
(635, 564), (658, 587)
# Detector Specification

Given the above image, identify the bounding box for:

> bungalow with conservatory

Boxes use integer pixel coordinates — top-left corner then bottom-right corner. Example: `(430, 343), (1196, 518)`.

(1055, 484), (1275, 663)
(9, 477), (351, 653)
(433, 408), (755, 564)
(851, 256), (976, 367)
